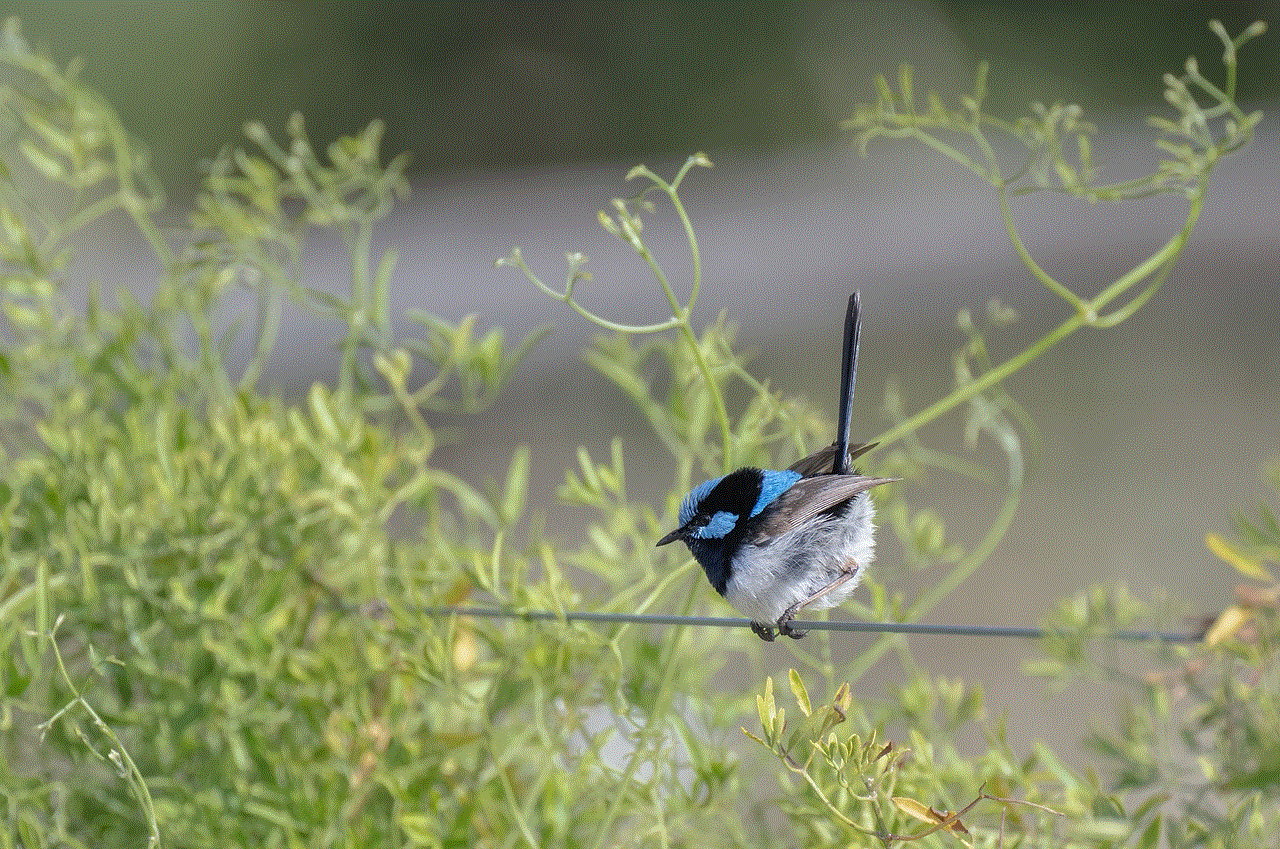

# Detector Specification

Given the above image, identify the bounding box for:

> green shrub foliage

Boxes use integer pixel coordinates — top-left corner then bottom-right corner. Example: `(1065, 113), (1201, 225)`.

(0, 16), (1273, 849)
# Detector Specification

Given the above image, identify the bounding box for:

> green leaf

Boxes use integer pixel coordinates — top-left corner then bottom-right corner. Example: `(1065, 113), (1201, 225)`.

(307, 382), (340, 441)
(1206, 532), (1275, 581)
(788, 669), (811, 718)
(757, 676), (776, 740)
(1203, 605), (1251, 646)
(19, 140), (65, 180)
(398, 812), (439, 844)
(1135, 815), (1162, 849)
(500, 445), (529, 526)
(893, 795), (938, 824)
(35, 559), (49, 638)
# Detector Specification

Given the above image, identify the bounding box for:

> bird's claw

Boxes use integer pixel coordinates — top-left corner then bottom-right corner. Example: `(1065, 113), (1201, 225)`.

(747, 606), (808, 640)
(777, 602), (808, 640)
(750, 622), (777, 641)
(778, 619), (808, 640)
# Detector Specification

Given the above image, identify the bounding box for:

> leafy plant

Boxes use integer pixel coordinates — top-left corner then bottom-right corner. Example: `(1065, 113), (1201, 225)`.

(0, 13), (1272, 849)
(502, 17), (1271, 849)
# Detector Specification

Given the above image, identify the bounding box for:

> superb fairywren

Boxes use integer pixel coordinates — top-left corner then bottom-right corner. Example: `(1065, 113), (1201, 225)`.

(657, 293), (897, 641)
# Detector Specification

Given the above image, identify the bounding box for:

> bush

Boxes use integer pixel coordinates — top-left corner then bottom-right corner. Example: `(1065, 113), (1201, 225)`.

(1, 15), (1273, 849)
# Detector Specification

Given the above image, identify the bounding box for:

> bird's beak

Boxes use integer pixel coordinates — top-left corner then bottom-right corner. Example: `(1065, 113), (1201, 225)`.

(656, 527), (684, 547)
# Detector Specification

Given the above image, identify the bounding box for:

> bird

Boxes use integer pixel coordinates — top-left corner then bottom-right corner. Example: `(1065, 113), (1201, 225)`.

(657, 293), (898, 641)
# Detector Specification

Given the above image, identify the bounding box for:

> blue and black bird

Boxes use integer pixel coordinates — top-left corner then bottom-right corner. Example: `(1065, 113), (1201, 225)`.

(658, 293), (897, 640)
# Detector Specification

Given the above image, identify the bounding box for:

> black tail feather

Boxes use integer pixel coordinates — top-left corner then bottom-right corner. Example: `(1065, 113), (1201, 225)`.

(833, 291), (861, 476)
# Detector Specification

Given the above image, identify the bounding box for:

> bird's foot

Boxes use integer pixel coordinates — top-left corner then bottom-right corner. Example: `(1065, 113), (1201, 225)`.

(777, 614), (807, 640)
(780, 598), (806, 623)
(750, 622), (778, 642)
(773, 566), (860, 641)
(777, 597), (811, 638)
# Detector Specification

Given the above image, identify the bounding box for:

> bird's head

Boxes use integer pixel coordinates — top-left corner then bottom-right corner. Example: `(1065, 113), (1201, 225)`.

(657, 467), (801, 548)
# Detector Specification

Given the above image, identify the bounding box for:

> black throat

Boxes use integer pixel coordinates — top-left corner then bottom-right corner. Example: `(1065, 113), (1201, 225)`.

(683, 468), (765, 596)
(687, 536), (735, 596)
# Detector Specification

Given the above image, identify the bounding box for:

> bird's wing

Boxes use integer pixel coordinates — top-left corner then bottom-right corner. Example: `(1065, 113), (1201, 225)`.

(787, 441), (878, 476)
(750, 473), (897, 542)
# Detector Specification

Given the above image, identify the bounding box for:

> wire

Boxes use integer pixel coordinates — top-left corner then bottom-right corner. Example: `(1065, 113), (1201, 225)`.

(417, 606), (1201, 643)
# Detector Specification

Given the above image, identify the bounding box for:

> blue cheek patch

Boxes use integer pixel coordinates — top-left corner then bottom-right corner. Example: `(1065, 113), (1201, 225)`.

(751, 469), (801, 518)
(691, 510), (738, 539)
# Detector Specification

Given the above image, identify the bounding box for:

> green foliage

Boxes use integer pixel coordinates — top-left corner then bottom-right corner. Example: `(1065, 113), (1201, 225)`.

(0, 16), (644, 849)
(846, 19), (1266, 446)
(501, 17), (1272, 849)
(1028, 566), (1280, 846)
(0, 14), (1273, 849)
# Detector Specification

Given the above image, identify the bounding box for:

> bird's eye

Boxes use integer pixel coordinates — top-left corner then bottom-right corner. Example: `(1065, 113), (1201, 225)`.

(689, 510), (737, 540)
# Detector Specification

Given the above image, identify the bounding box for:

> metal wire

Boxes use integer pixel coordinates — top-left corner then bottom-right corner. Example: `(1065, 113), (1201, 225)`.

(417, 606), (1201, 643)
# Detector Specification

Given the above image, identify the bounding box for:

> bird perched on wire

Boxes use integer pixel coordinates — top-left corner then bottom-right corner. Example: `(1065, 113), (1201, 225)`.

(657, 292), (897, 640)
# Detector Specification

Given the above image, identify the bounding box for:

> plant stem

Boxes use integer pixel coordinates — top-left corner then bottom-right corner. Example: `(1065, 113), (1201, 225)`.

(873, 173), (1206, 450)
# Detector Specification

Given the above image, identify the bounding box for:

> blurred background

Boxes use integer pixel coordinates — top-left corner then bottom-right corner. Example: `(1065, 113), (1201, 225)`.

(11, 1), (1279, 754)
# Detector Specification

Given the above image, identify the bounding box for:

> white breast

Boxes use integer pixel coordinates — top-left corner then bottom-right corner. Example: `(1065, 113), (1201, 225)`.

(723, 492), (877, 625)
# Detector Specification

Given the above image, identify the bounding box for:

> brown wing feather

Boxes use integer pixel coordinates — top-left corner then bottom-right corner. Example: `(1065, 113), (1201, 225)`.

(750, 473), (897, 542)
(787, 442), (878, 476)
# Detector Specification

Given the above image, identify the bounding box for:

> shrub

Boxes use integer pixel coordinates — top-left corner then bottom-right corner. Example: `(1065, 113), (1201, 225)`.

(1, 15), (1272, 849)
